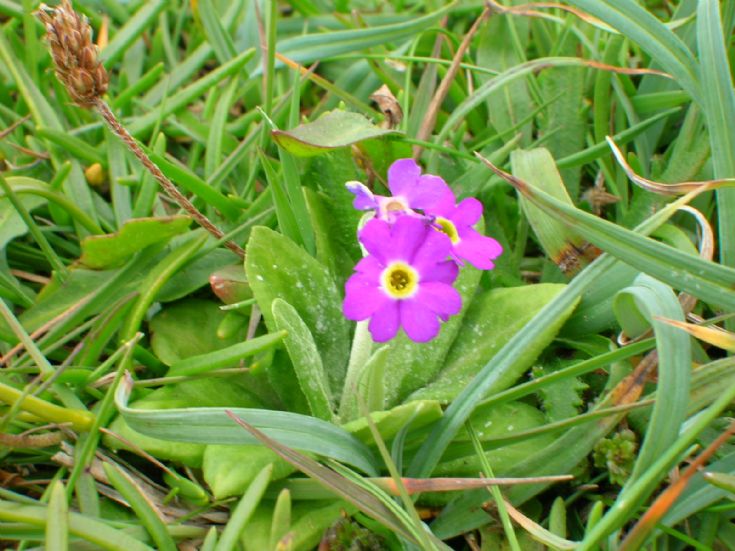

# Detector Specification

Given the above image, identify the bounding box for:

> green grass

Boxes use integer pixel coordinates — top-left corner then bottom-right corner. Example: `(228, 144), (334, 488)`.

(1, 0), (735, 549)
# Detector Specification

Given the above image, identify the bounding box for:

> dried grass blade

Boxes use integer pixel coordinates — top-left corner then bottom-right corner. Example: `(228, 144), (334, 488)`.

(619, 420), (735, 550)
(502, 499), (578, 550)
(607, 137), (735, 195)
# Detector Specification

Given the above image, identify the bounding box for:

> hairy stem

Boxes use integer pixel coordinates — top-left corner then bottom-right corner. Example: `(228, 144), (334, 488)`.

(93, 98), (245, 259)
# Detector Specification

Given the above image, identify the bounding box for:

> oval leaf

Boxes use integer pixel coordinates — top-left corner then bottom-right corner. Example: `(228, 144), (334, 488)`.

(79, 215), (192, 269)
(410, 284), (576, 403)
(245, 226), (350, 397)
(272, 298), (335, 422)
(273, 110), (400, 157)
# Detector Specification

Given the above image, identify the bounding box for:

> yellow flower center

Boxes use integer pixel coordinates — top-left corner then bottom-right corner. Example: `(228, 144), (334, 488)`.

(381, 261), (419, 299)
(435, 217), (460, 243)
(384, 199), (407, 213)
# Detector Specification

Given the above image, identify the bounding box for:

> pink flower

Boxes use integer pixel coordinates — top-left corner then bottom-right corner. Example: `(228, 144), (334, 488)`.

(342, 158), (503, 342)
(346, 159), (450, 222)
(343, 216), (462, 343)
(427, 191), (504, 270)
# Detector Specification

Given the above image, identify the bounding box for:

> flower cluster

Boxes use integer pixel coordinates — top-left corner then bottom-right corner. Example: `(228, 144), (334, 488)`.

(343, 159), (502, 343)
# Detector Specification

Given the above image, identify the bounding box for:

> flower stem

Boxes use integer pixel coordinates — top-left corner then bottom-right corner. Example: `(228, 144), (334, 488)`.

(339, 321), (374, 420)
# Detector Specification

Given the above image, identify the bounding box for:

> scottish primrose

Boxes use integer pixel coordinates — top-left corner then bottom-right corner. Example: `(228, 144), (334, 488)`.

(343, 159), (503, 343)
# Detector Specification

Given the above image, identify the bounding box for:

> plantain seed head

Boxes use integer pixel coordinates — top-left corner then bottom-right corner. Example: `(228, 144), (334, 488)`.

(37, 0), (108, 107)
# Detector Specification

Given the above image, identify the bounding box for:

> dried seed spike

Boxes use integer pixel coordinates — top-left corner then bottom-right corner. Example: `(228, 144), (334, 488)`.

(36, 0), (245, 259)
(37, 0), (108, 107)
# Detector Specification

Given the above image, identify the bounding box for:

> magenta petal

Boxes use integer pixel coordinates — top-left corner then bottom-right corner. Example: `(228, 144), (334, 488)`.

(419, 259), (459, 284)
(354, 255), (383, 277)
(358, 219), (391, 262)
(346, 181), (378, 211)
(456, 230), (503, 270)
(417, 282), (462, 319)
(343, 276), (386, 320)
(404, 175), (452, 210)
(400, 300), (440, 342)
(389, 216), (429, 260)
(412, 229), (452, 269)
(426, 189), (457, 218)
(368, 301), (400, 342)
(387, 159), (421, 196)
(454, 197), (483, 225)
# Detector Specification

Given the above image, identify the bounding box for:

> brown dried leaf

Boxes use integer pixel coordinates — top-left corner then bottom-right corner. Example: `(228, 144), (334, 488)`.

(369, 84), (403, 129)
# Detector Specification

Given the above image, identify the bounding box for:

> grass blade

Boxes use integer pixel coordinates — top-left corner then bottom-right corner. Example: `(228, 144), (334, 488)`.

(102, 462), (177, 551)
(257, 149), (303, 247)
(563, 0), (700, 102)
(204, 78), (238, 179)
(614, 275), (690, 481)
(267, 2), (454, 74)
(269, 488), (291, 550)
(620, 422), (735, 550)
(167, 331), (287, 377)
(214, 464), (272, 551)
(224, 411), (429, 547)
(35, 127), (107, 167)
(510, 149), (589, 275)
(126, 48), (255, 139)
(142, 147), (241, 220)
(65, 335), (141, 497)
(0, 32), (97, 222)
(577, 374), (735, 549)
(197, 0), (239, 65)
(112, 62), (165, 110)
(46, 481), (68, 551)
(479, 154), (735, 311)
(99, 0), (167, 67)
(556, 108), (680, 169)
(0, 172), (68, 279)
(409, 164), (713, 478)
(2, 177), (103, 235)
(0, 501), (155, 551)
(697, 0), (735, 276)
(466, 422), (521, 551)
(277, 149), (315, 254)
(119, 232), (209, 341)
(115, 374), (380, 475)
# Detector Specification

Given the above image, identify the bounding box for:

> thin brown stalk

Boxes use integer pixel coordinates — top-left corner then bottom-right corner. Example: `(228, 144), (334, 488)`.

(0, 115), (32, 140)
(0, 295), (92, 366)
(98, 428), (175, 477)
(9, 269), (50, 285)
(8, 143), (51, 160)
(413, 7), (490, 157)
(501, 499), (577, 550)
